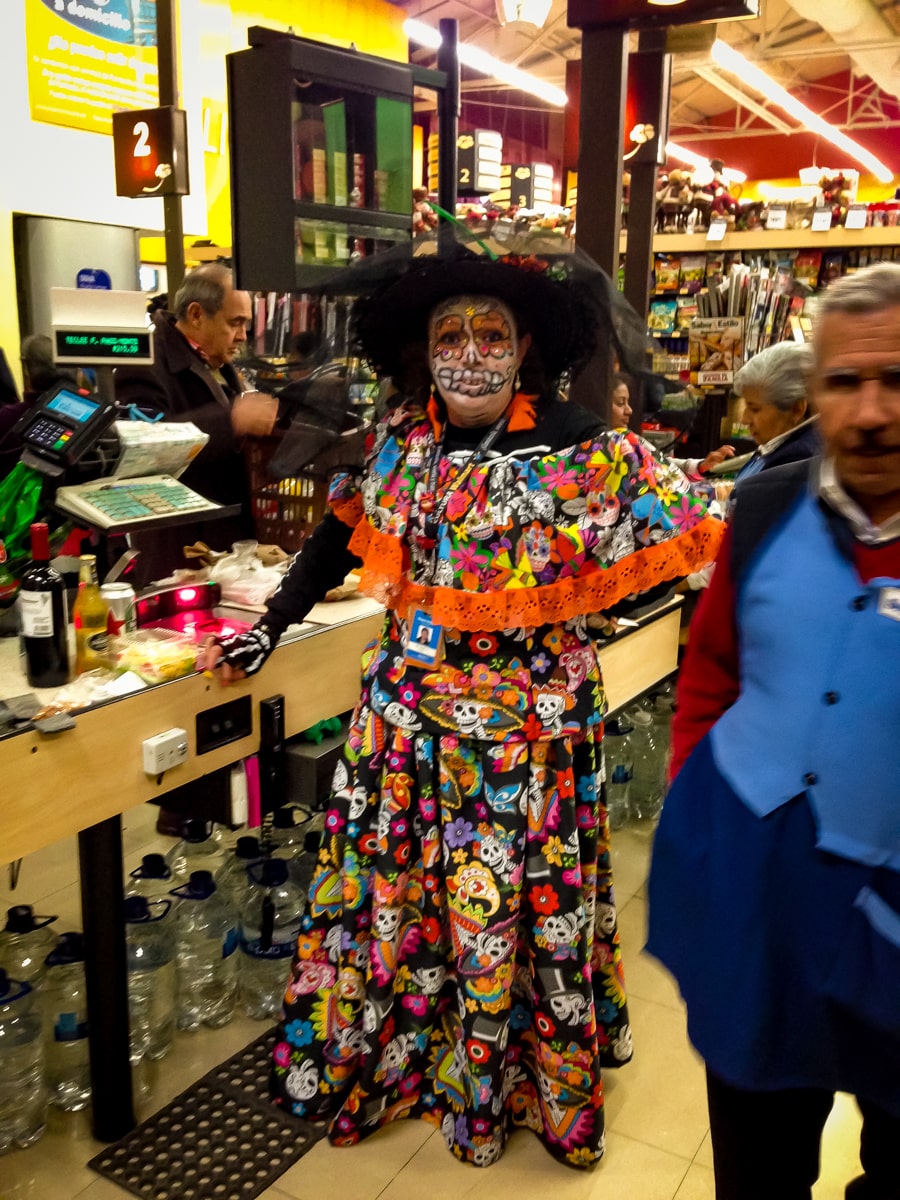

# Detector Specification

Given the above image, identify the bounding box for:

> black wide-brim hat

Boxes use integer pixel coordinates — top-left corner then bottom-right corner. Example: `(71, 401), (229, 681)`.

(350, 241), (623, 386)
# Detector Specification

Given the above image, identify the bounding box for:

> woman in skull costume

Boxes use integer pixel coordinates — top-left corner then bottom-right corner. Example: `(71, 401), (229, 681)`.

(204, 244), (723, 1167)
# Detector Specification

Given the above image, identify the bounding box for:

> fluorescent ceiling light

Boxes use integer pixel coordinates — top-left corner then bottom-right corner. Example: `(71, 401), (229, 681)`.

(404, 18), (568, 107)
(710, 39), (894, 183)
(666, 141), (747, 183)
(496, 0), (553, 25)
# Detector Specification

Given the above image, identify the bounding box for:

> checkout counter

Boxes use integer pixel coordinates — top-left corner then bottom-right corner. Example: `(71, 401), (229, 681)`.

(0, 589), (682, 1141)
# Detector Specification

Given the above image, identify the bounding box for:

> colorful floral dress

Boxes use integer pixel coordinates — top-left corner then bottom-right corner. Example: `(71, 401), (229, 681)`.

(270, 395), (722, 1167)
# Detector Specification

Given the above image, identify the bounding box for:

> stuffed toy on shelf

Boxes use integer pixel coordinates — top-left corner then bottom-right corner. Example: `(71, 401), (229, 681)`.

(656, 168), (693, 233)
(691, 159), (740, 231)
(818, 172), (851, 226)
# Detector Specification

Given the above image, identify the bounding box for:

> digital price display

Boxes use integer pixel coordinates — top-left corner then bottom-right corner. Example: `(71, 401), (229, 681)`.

(55, 330), (152, 361)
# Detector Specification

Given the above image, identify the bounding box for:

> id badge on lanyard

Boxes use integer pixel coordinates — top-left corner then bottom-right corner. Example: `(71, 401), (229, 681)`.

(405, 606), (444, 668)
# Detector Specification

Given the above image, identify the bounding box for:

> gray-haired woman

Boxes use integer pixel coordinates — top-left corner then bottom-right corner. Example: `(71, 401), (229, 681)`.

(732, 340), (822, 487)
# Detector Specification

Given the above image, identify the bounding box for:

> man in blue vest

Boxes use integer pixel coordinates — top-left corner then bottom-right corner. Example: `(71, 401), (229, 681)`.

(647, 262), (900, 1200)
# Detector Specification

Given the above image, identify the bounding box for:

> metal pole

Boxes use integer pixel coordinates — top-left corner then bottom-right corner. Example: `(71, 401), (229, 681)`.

(156, 0), (185, 297)
(622, 31), (672, 432)
(623, 31), (671, 325)
(436, 18), (460, 255)
(79, 818), (136, 1140)
(566, 25), (629, 418)
(573, 25), (628, 277)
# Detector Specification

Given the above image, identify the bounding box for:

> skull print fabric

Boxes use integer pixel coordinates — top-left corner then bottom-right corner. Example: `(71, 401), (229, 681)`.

(271, 704), (628, 1168)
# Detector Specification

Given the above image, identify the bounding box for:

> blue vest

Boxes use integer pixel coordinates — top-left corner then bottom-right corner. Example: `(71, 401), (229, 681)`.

(710, 491), (900, 870)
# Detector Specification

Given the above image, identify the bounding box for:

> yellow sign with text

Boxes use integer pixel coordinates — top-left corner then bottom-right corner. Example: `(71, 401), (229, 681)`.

(26, 0), (159, 136)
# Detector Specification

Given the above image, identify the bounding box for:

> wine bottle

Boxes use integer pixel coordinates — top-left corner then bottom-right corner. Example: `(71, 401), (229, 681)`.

(72, 554), (109, 674)
(18, 523), (70, 688)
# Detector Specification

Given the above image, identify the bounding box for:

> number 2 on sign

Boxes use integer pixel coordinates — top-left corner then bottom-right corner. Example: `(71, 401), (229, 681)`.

(132, 121), (151, 158)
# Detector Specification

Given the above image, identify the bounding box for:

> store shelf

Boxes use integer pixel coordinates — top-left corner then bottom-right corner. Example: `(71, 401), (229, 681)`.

(631, 226), (900, 254)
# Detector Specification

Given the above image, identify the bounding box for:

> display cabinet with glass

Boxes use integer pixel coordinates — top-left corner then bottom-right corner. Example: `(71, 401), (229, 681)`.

(227, 28), (414, 293)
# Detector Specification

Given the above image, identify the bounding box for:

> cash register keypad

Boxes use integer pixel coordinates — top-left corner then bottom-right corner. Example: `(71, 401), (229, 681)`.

(27, 417), (71, 451)
(57, 477), (218, 525)
(75, 481), (213, 522)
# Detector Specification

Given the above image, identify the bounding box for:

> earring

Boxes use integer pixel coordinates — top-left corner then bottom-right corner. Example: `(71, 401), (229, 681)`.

(514, 370), (522, 393)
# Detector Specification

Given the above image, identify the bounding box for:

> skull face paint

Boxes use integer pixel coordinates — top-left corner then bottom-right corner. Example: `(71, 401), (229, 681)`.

(428, 295), (528, 424)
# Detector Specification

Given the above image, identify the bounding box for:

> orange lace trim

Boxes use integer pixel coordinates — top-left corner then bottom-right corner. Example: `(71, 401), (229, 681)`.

(331, 495), (364, 529)
(349, 513), (725, 631)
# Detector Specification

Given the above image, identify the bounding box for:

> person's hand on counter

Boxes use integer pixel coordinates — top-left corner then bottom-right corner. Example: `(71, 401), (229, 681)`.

(199, 637), (245, 685)
(199, 621), (278, 684)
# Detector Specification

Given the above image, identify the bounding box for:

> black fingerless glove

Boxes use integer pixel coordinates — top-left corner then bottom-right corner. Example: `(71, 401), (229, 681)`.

(215, 624), (276, 676)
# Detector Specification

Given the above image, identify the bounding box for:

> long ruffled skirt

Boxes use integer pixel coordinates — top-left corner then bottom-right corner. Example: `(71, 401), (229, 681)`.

(270, 701), (632, 1168)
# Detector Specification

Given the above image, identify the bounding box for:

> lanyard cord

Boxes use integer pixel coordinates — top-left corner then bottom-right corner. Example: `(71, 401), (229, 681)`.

(422, 411), (509, 532)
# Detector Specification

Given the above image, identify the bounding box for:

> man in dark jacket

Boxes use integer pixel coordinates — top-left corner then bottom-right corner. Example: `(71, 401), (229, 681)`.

(114, 263), (278, 584)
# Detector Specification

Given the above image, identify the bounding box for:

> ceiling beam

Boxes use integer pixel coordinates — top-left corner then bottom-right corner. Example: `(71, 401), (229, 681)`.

(692, 66), (794, 134)
(756, 37), (900, 59)
(511, 11), (570, 68)
(670, 119), (900, 139)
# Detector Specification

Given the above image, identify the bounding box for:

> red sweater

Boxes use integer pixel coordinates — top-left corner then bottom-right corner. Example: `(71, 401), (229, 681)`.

(671, 524), (900, 781)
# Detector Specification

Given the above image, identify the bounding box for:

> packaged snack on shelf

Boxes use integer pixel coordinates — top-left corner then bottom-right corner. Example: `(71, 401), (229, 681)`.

(111, 628), (198, 685)
(675, 294), (698, 332)
(679, 254), (706, 294)
(648, 298), (677, 335)
(820, 251), (845, 287)
(654, 255), (681, 291)
(704, 255), (726, 297)
(793, 251), (822, 290)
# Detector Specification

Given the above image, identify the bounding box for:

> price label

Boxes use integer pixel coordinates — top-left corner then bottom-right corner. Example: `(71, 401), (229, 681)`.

(706, 218), (728, 242)
(811, 206), (833, 232)
(766, 205), (787, 230)
(845, 204), (868, 230)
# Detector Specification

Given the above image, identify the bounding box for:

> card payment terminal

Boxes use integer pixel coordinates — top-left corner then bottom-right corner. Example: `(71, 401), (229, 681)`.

(14, 381), (118, 477)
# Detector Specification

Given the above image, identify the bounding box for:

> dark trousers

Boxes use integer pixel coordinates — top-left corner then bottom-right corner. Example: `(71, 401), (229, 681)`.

(706, 1070), (900, 1200)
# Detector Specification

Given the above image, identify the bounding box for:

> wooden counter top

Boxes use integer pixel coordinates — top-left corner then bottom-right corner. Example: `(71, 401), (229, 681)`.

(0, 595), (682, 865)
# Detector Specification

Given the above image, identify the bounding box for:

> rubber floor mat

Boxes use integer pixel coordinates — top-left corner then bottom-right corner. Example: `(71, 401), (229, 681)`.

(88, 1027), (324, 1200)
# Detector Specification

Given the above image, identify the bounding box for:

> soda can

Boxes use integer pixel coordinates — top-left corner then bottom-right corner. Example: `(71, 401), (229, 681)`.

(100, 582), (137, 637)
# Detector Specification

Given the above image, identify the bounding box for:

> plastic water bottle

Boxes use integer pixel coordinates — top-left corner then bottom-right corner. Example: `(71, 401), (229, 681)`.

(293, 827), (325, 897)
(627, 708), (664, 823)
(0, 969), (47, 1153)
(604, 717), (633, 831)
(126, 853), (175, 905)
(170, 871), (238, 1032)
(165, 818), (225, 884)
(237, 859), (306, 1020)
(41, 932), (90, 1111)
(0, 906), (58, 989)
(650, 685), (676, 790)
(124, 897), (176, 1063)
(214, 836), (264, 909)
(268, 806), (310, 886)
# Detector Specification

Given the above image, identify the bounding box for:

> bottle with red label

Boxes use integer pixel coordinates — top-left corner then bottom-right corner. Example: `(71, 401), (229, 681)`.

(18, 523), (70, 688)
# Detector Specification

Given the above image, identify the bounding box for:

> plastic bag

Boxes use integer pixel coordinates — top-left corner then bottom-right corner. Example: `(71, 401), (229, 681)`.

(0, 462), (44, 566)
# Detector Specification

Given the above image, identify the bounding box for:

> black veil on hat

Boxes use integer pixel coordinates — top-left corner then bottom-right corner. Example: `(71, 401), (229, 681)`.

(347, 230), (646, 389)
(265, 223), (650, 480)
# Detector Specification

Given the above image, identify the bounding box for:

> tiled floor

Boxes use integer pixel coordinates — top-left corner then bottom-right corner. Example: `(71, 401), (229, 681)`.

(1, 804), (864, 1200)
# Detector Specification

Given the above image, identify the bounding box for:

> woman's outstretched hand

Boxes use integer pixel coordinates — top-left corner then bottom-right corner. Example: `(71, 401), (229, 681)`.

(199, 636), (247, 686)
(699, 445), (736, 473)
